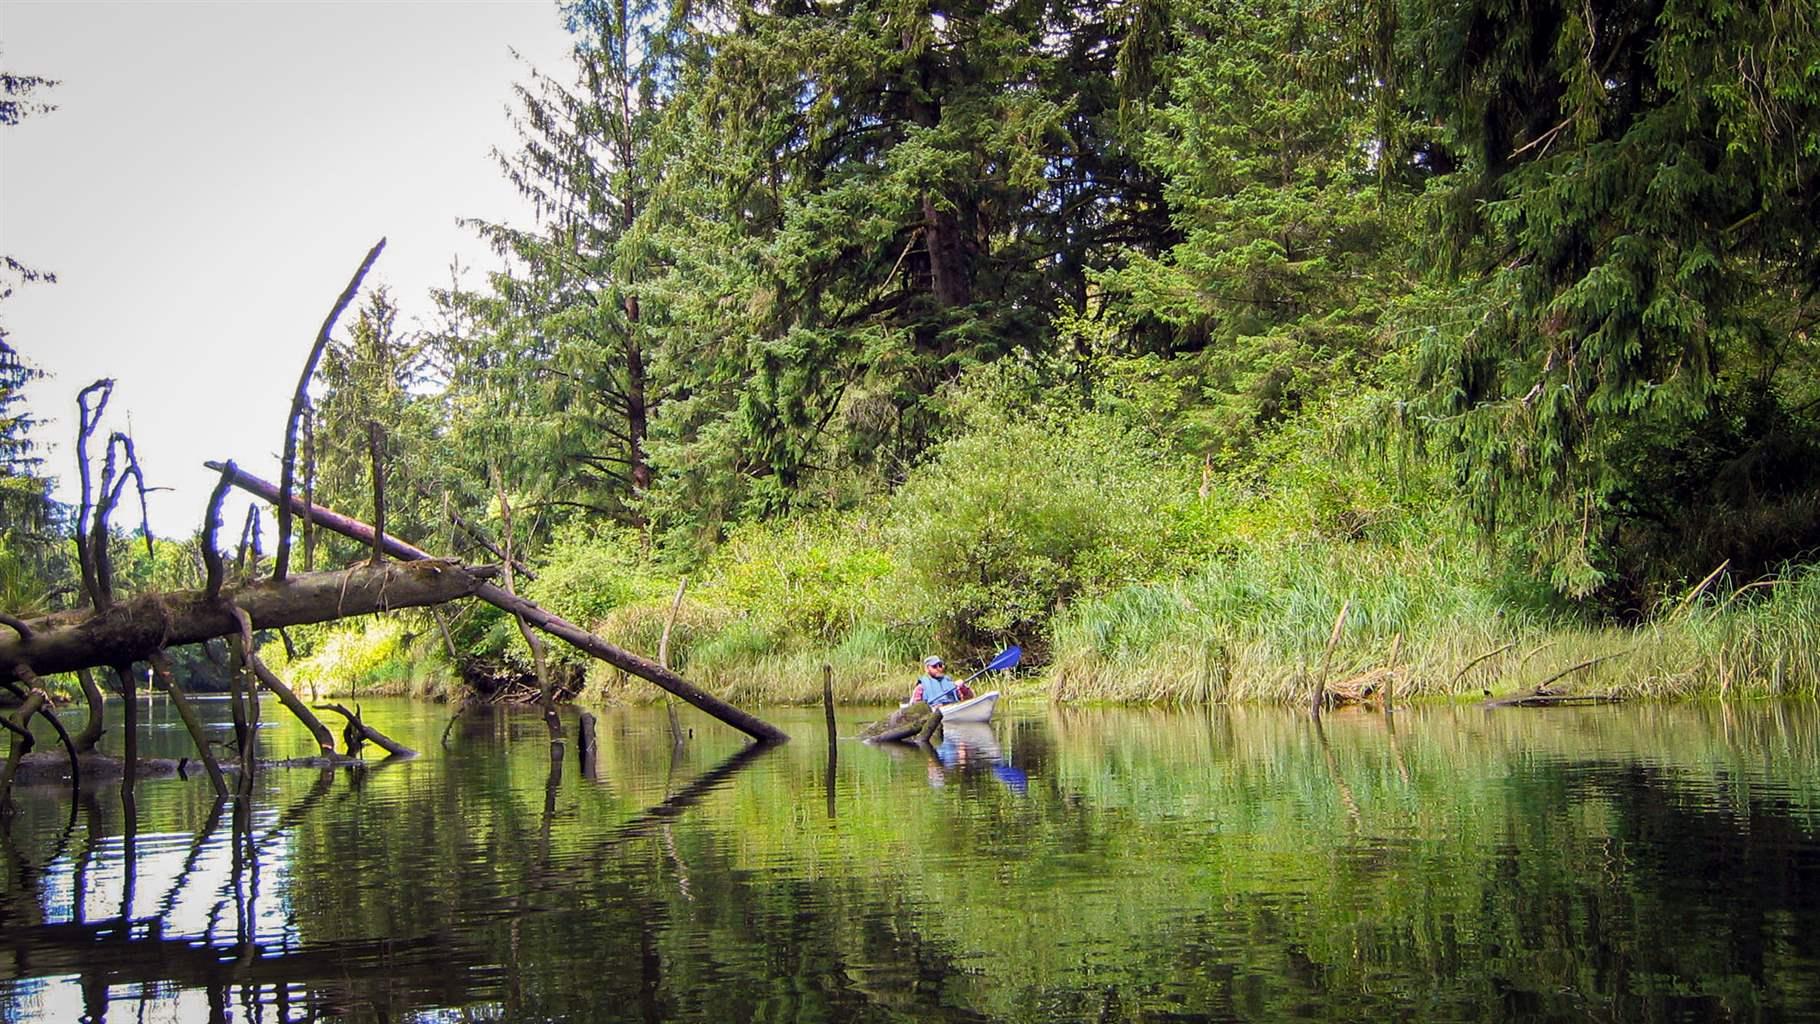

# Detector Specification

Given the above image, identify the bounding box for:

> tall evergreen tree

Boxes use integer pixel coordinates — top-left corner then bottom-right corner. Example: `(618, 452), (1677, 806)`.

(1404, 0), (1820, 598)
(636, 0), (1175, 538)
(456, 0), (676, 525)
(1097, 0), (1417, 456)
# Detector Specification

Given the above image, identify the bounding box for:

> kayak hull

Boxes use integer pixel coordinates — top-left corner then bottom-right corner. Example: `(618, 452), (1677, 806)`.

(936, 690), (999, 723)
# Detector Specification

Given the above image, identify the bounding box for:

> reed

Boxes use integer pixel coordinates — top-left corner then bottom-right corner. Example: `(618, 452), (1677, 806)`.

(1047, 543), (1820, 704)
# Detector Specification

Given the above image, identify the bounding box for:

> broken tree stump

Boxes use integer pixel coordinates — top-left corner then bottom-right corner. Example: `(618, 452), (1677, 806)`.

(860, 702), (934, 743)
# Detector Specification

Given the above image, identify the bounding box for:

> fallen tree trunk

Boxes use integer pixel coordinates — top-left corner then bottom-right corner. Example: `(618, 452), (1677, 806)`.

(0, 560), (498, 678)
(1482, 691), (1626, 708)
(208, 462), (791, 746)
(315, 703), (416, 758)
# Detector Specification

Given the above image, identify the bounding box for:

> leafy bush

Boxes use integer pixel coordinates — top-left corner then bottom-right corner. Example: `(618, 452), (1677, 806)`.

(519, 521), (667, 667)
(890, 398), (1199, 646)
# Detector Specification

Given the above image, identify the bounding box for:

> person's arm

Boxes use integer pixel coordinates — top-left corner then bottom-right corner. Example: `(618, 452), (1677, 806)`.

(911, 682), (924, 703)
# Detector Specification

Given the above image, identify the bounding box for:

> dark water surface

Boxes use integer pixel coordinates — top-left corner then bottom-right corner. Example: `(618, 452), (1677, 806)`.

(3, 696), (1819, 1022)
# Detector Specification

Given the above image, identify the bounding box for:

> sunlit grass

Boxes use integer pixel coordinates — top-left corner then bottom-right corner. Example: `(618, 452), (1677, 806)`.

(1047, 545), (1820, 704)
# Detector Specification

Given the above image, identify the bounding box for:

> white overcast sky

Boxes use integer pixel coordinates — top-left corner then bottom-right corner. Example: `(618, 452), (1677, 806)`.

(1, 0), (574, 537)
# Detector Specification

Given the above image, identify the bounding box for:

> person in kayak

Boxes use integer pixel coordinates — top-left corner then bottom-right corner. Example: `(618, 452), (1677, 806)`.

(910, 655), (973, 707)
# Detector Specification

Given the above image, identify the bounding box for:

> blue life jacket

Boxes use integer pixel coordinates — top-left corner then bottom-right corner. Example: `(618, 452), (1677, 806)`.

(919, 673), (960, 706)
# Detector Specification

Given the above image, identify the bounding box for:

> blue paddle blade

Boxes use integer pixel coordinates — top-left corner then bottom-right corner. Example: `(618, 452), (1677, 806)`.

(986, 645), (1022, 672)
(992, 763), (1029, 795)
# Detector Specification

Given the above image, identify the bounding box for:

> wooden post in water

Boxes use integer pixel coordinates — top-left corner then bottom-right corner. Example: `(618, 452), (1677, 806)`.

(1384, 632), (1402, 714)
(823, 663), (837, 819)
(577, 710), (598, 779)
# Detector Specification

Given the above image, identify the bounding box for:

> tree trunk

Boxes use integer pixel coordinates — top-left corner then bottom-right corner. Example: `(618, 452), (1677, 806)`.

(73, 668), (106, 753)
(0, 561), (498, 679)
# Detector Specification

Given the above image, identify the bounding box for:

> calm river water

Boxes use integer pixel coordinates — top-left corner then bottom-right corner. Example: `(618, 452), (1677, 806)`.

(2, 695), (1818, 1022)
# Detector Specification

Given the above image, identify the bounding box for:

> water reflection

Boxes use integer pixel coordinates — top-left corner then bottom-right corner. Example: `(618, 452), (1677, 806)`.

(926, 722), (1027, 795)
(1, 699), (1818, 1021)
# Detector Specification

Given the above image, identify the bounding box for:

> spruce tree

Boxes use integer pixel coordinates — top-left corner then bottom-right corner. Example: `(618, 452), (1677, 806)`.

(1404, 0), (1820, 599)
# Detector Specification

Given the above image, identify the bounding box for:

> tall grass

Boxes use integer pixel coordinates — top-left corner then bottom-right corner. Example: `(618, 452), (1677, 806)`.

(581, 596), (932, 705)
(1049, 544), (1820, 704)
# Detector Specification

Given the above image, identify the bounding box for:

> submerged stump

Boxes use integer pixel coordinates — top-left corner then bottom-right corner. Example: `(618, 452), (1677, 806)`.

(860, 701), (934, 743)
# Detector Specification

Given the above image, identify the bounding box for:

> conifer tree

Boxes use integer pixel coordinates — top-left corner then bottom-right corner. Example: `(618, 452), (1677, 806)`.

(1404, 0), (1820, 598)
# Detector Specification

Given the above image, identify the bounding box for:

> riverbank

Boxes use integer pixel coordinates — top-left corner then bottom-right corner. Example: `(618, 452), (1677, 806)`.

(271, 533), (1820, 709)
(268, 382), (1820, 708)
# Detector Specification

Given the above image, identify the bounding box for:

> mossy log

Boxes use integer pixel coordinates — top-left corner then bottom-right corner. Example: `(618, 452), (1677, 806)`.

(860, 701), (935, 743)
(1482, 690), (1626, 708)
(0, 560), (498, 679)
(1320, 667), (1395, 708)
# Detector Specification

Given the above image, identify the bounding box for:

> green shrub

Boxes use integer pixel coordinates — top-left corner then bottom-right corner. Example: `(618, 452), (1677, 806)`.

(891, 406), (1198, 646)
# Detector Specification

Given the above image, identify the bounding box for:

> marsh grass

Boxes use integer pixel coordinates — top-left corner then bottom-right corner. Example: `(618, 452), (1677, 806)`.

(1048, 545), (1820, 704)
(578, 598), (934, 705)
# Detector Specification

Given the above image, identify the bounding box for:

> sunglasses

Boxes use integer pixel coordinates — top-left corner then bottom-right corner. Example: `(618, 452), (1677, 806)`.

(930, 662), (945, 669)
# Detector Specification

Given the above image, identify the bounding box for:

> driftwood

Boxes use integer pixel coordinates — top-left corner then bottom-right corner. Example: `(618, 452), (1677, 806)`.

(1322, 667), (1394, 707)
(1313, 630), (1400, 711)
(208, 462), (789, 745)
(0, 560), (499, 678)
(314, 703), (416, 759)
(1482, 650), (1632, 708)
(860, 701), (934, 743)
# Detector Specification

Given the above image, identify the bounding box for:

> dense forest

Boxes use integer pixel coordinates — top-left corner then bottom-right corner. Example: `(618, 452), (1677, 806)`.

(5, 0), (1819, 705)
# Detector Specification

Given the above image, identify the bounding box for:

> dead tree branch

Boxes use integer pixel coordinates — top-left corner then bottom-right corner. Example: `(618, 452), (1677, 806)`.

(72, 668), (105, 752)
(0, 690), (50, 815)
(210, 462), (789, 744)
(274, 238), (387, 582)
(12, 665), (79, 791)
(146, 653), (229, 798)
(73, 380), (115, 608)
(368, 420), (387, 565)
(227, 605), (339, 758)
(202, 461), (235, 601)
(313, 703), (416, 758)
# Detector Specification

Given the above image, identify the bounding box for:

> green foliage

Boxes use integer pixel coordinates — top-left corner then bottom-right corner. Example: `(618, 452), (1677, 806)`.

(1095, 0), (1417, 459)
(702, 515), (895, 643)
(88, 0), (1810, 708)
(892, 397), (1198, 645)
(1404, 0), (1820, 600)
(517, 520), (664, 666)
(284, 617), (457, 701)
